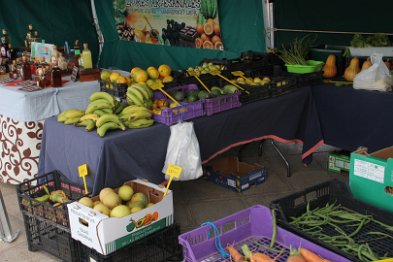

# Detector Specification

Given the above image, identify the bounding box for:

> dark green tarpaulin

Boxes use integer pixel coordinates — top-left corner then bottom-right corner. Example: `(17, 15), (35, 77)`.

(0, 0), (99, 63)
(94, 0), (266, 71)
(274, 0), (393, 46)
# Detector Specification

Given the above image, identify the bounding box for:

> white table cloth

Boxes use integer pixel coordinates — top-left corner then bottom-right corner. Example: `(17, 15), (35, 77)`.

(0, 78), (100, 183)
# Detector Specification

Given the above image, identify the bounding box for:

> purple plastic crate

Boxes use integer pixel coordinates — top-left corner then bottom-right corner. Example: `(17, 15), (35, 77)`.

(153, 84), (205, 125)
(204, 91), (241, 116)
(178, 205), (350, 262)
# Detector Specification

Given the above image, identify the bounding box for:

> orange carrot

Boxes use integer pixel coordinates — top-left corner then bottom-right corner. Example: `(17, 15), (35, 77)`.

(299, 248), (330, 262)
(287, 246), (307, 262)
(251, 252), (276, 262)
(227, 245), (246, 262)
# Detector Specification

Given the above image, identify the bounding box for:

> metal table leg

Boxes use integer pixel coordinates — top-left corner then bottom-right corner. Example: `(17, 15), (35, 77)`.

(0, 189), (19, 243)
(258, 139), (291, 177)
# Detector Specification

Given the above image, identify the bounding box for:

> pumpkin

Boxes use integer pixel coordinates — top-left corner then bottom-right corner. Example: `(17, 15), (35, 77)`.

(344, 57), (360, 81)
(322, 54), (337, 78)
(361, 58), (372, 71)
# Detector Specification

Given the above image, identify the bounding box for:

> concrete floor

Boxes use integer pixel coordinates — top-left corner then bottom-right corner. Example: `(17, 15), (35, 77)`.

(0, 141), (348, 262)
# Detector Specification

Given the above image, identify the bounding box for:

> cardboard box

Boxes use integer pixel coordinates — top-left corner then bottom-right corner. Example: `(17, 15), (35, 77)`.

(327, 152), (350, 174)
(68, 179), (173, 255)
(204, 156), (266, 192)
(350, 146), (393, 213)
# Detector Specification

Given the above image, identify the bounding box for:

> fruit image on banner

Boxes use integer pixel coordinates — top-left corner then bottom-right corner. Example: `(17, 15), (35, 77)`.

(113, 0), (223, 50)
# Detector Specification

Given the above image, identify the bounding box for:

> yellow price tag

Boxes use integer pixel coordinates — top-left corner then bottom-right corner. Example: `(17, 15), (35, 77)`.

(78, 164), (88, 177)
(163, 164), (182, 196)
(166, 164), (182, 179)
(78, 164), (89, 194)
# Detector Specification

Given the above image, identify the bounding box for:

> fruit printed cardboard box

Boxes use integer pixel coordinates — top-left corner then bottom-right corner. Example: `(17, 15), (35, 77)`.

(68, 179), (173, 255)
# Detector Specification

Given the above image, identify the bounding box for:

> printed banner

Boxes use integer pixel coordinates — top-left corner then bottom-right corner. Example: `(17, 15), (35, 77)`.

(113, 0), (223, 50)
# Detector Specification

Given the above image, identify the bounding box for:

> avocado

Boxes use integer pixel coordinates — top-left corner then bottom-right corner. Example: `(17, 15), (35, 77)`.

(198, 90), (210, 99)
(173, 91), (185, 101)
(210, 89), (222, 98)
(186, 94), (198, 102)
(223, 84), (238, 94)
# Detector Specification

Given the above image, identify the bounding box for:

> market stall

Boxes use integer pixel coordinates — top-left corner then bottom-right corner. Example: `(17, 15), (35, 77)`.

(39, 86), (323, 194)
(0, 79), (99, 183)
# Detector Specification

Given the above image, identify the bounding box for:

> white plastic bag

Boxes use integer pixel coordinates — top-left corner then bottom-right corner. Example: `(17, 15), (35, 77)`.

(163, 122), (203, 181)
(353, 53), (392, 92)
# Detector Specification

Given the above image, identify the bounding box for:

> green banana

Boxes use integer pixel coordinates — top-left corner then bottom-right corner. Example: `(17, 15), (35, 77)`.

(129, 83), (150, 101)
(34, 194), (50, 203)
(127, 88), (145, 104)
(96, 114), (122, 128)
(120, 105), (144, 115)
(76, 119), (96, 132)
(85, 120), (96, 131)
(80, 113), (99, 122)
(120, 105), (150, 116)
(124, 118), (154, 129)
(85, 100), (113, 114)
(114, 102), (128, 115)
(127, 92), (144, 106)
(89, 91), (115, 106)
(64, 116), (82, 125)
(57, 109), (84, 122)
(94, 109), (108, 117)
(97, 121), (126, 137)
(119, 108), (152, 121)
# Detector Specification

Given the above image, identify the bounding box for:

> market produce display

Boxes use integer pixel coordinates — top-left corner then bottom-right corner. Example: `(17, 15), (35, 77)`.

(288, 203), (393, 261)
(57, 89), (154, 136)
(77, 185), (155, 219)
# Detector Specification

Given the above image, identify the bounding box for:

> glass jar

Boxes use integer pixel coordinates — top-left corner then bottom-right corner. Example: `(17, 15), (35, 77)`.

(51, 66), (62, 87)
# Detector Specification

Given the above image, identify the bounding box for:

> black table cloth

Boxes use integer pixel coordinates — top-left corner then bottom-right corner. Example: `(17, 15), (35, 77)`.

(312, 84), (393, 152)
(39, 87), (323, 194)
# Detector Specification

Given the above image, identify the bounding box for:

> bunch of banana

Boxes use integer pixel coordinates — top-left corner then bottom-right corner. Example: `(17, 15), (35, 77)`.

(119, 105), (154, 129)
(96, 114), (126, 137)
(127, 83), (153, 109)
(86, 92), (116, 115)
(57, 109), (85, 124)
(76, 113), (99, 131)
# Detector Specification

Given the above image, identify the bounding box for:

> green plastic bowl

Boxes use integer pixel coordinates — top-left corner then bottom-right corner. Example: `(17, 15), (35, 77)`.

(285, 60), (324, 74)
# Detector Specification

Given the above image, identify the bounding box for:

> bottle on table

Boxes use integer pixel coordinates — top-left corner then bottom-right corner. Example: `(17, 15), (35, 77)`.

(79, 43), (92, 69)
(8, 60), (18, 79)
(51, 66), (62, 87)
(21, 56), (32, 81)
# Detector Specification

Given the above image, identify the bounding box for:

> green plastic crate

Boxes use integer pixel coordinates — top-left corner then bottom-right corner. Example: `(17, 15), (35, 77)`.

(349, 146), (393, 213)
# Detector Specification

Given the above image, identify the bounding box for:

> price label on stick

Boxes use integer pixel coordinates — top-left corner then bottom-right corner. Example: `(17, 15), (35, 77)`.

(78, 164), (89, 194)
(164, 164), (182, 196)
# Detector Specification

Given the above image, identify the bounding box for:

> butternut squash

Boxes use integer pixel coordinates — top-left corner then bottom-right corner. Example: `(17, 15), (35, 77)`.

(384, 59), (392, 70)
(361, 58), (372, 71)
(322, 54), (337, 78)
(344, 57), (360, 81)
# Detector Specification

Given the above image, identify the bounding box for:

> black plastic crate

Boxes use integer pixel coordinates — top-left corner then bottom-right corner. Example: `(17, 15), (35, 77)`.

(100, 80), (128, 103)
(22, 212), (83, 262)
(291, 71), (323, 87)
(269, 75), (298, 97)
(82, 224), (183, 262)
(239, 84), (270, 104)
(270, 180), (393, 262)
(17, 170), (87, 227)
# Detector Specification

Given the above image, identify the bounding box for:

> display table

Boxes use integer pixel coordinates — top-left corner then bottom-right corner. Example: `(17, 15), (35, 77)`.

(39, 86), (323, 194)
(0, 78), (100, 183)
(312, 84), (393, 152)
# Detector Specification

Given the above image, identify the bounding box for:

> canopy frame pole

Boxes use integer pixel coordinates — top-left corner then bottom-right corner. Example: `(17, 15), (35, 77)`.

(262, 0), (275, 50)
(0, 189), (19, 243)
(90, 0), (104, 67)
